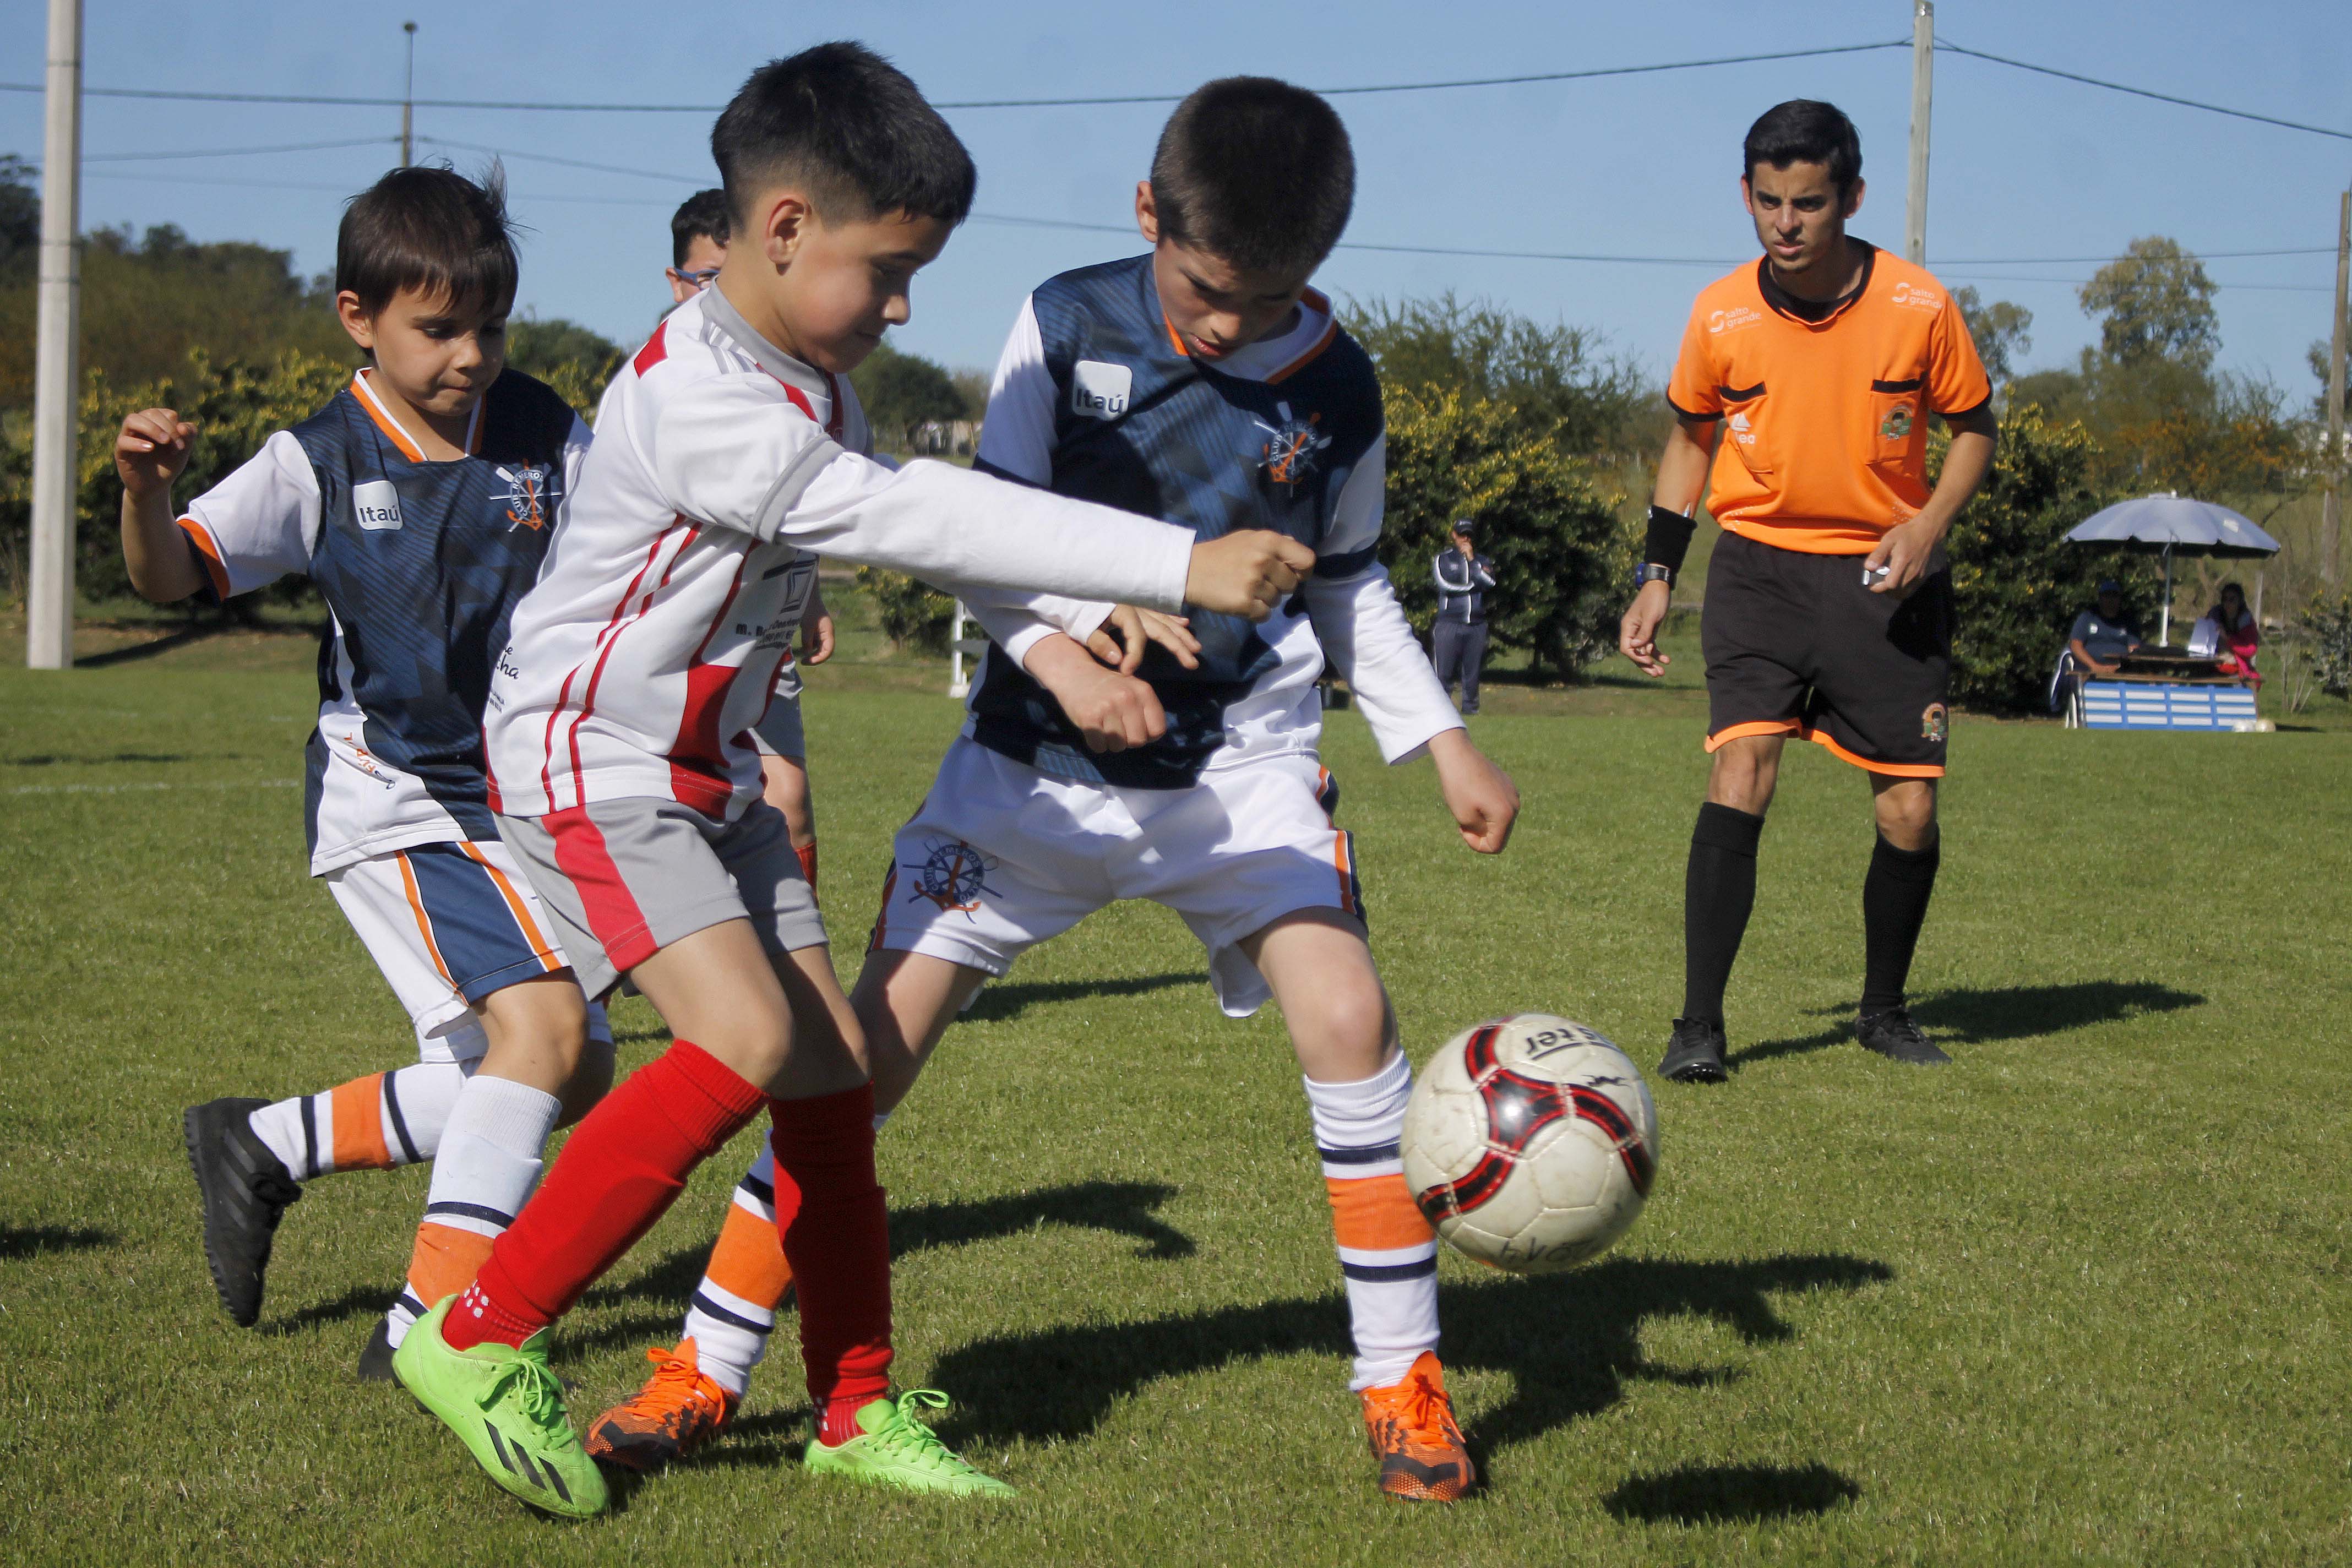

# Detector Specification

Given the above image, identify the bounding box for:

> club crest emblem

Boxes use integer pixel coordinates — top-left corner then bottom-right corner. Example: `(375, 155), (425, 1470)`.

(494, 463), (552, 531)
(1921, 703), (1948, 742)
(1254, 400), (1332, 496)
(1880, 403), (1914, 441)
(907, 838), (997, 915)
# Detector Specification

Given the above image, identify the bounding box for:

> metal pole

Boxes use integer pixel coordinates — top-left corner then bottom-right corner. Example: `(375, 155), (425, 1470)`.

(400, 22), (417, 167)
(1905, 0), (1933, 266)
(2160, 545), (2174, 649)
(2322, 187), (2348, 585)
(26, 0), (83, 672)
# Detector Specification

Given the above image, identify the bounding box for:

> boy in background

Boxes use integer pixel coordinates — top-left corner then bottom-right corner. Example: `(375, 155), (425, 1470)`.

(124, 167), (611, 1376)
(593, 77), (1516, 1505)
(391, 44), (1311, 1517)
(668, 186), (833, 889)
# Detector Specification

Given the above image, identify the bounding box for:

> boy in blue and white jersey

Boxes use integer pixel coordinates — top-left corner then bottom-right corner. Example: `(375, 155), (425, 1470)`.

(605, 78), (1518, 1501)
(117, 166), (609, 1375)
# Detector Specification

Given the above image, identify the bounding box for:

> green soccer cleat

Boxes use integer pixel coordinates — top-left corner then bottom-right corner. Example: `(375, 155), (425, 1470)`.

(391, 1295), (607, 1520)
(803, 1389), (1014, 1498)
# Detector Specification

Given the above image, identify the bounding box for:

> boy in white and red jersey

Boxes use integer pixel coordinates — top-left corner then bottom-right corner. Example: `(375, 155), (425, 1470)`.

(118, 167), (612, 1375)
(389, 43), (1313, 1518)
(590, 77), (1519, 1505)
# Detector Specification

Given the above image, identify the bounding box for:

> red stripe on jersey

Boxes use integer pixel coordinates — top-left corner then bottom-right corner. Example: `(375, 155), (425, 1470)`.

(542, 805), (660, 974)
(565, 522), (699, 807)
(537, 519), (689, 809)
(633, 321), (670, 378)
(666, 549), (759, 817)
(778, 382), (816, 423)
(819, 371), (846, 442)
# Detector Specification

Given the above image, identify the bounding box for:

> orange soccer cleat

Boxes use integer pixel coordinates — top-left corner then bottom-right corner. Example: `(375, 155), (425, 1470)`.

(1359, 1351), (1476, 1501)
(585, 1340), (740, 1471)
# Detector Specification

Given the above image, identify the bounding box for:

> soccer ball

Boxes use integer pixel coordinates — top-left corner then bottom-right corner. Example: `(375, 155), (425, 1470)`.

(1402, 1014), (1659, 1275)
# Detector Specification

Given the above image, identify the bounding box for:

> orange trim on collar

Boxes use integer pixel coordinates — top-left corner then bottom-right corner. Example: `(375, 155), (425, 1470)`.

(352, 371), (427, 462)
(1162, 312), (1190, 357)
(1266, 315), (1339, 385)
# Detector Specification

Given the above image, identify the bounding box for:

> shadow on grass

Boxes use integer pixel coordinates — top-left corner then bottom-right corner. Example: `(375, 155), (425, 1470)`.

(73, 623), (221, 668)
(260, 1284), (390, 1336)
(4, 752), (190, 767)
(964, 971), (1208, 1023)
(912, 1251), (1890, 1459)
(567, 1180), (1194, 1359)
(1604, 1460), (1860, 1524)
(0, 1224), (117, 1258)
(1728, 979), (2206, 1071)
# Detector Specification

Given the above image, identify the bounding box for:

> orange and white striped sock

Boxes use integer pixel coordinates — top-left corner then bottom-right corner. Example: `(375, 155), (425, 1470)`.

(383, 1073), (560, 1349)
(245, 1063), (467, 1180)
(1305, 1052), (1440, 1392)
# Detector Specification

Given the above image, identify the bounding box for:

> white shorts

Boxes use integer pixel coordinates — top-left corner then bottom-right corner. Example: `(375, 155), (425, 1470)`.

(325, 838), (583, 1063)
(866, 739), (1362, 1017)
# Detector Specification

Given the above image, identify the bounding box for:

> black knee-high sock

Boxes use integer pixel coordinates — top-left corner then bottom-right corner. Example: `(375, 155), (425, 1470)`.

(1860, 834), (1941, 1014)
(1682, 803), (1765, 1026)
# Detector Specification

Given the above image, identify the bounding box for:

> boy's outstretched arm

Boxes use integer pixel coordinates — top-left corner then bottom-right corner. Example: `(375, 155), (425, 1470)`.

(116, 407), (204, 603)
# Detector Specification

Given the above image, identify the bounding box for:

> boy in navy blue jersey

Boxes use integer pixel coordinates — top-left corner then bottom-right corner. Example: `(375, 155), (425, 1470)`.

(597, 77), (1518, 1502)
(118, 165), (610, 1376)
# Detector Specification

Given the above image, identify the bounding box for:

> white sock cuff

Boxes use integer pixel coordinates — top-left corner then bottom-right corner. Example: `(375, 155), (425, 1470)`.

(445, 1073), (560, 1153)
(1302, 1050), (1413, 1151)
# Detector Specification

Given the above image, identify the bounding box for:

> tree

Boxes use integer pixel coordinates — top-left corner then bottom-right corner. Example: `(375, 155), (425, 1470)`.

(2078, 237), (2219, 371)
(0, 155), (37, 274)
(1952, 286), (2033, 385)
(851, 341), (964, 451)
(506, 316), (623, 420)
(1344, 293), (1653, 461)
(1380, 385), (1631, 680)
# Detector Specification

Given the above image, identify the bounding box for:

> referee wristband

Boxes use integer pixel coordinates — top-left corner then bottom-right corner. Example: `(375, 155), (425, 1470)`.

(1644, 505), (1696, 574)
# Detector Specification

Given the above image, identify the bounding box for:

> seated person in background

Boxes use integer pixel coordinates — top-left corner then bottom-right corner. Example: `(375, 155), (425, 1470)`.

(2068, 580), (2143, 677)
(2190, 581), (2261, 686)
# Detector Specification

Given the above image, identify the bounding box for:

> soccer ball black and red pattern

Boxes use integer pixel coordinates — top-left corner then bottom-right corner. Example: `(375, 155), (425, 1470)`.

(1402, 1014), (1659, 1275)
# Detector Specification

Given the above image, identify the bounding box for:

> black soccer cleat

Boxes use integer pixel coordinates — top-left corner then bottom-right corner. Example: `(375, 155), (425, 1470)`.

(182, 1097), (302, 1327)
(1658, 1017), (1729, 1084)
(1855, 1008), (1951, 1066)
(357, 1317), (399, 1382)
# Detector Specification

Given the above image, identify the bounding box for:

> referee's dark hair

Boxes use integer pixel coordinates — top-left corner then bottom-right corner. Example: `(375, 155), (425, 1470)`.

(337, 161), (518, 318)
(670, 188), (731, 269)
(711, 42), (976, 230)
(1150, 77), (1355, 275)
(1743, 100), (1863, 198)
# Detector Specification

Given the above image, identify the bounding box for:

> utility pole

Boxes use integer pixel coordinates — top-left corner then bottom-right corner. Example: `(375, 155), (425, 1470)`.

(2323, 187), (2348, 585)
(400, 22), (417, 167)
(27, 0), (83, 672)
(1905, 0), (1934, 266)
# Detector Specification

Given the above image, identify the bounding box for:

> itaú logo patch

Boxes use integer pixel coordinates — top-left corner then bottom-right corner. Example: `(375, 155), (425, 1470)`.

(353, 480), (404, 532)
(1071, 359), (1133, 419)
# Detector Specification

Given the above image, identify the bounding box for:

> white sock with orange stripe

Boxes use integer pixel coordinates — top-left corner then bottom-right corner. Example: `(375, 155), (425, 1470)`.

(383, 1073), (560, 1349)
(680, 1109), (891, 1398)
(245, 1062), (467, 1181)
(1306, 1051), (1440, 1392)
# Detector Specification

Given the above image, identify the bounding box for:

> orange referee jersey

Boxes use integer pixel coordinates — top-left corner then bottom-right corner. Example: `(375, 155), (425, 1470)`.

(1667, 243), (1990, 556)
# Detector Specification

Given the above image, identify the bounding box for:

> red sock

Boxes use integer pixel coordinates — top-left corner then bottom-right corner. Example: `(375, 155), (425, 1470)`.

(796, 840), (819, 892)
(770, 1083), (892, 1443)
(443, 1040), (763, 1352)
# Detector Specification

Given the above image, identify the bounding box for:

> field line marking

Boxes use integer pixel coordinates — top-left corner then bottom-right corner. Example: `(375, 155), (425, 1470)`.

(4, 778), (302, 797)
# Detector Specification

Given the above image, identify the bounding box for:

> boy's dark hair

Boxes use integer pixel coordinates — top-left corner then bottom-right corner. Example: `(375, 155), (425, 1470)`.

(671, 188), (732, 268)
(336, 162), (519, 318)
(711, 42), (975, 230)
(1149, 78), (1353, 275)
(1743, 100), (1863, 197)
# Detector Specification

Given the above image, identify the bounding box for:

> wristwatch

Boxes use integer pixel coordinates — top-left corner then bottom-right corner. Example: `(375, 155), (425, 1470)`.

(1633, 563), (1675, 591)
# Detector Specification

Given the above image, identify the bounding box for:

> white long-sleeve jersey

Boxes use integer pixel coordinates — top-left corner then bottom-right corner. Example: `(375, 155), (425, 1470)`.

(482, 284), (1196, 821)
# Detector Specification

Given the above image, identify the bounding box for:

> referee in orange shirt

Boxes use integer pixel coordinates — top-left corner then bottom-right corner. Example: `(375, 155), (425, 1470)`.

(1619, 100), (1998, 1082)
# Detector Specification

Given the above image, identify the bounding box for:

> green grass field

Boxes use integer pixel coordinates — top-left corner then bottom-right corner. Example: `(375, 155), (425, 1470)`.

(3, 608), (2349, 1566)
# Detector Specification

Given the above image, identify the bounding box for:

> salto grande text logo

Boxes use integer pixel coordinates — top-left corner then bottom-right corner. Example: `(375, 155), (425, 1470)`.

(1890, 280), (1942, 313)
(1708, 306), (1764, 335)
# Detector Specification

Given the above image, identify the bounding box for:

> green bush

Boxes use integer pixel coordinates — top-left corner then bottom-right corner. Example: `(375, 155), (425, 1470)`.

(854, 565), (956, 654)
(2299, 595), (2352, 698)
(1380, 384), (1631, 680)
(1942, 404), (2157, 711)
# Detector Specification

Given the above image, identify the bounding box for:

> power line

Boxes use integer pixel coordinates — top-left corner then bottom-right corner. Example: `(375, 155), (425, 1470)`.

(0, 41), (1910, 115)
(84, 135), (394, 164)
(416, 135), (693, 182)
(1939, 38), (2352, 143)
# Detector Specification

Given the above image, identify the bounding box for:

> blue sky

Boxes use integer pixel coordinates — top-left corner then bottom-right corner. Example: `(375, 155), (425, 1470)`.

(4, 1), (2346, 395)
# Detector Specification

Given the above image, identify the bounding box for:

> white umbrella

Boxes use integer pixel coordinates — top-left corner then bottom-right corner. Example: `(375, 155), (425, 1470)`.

(2065, 493), (2282, 645)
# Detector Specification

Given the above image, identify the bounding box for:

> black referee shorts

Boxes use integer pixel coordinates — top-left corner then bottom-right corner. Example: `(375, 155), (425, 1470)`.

(1701, 529), (1952, 777)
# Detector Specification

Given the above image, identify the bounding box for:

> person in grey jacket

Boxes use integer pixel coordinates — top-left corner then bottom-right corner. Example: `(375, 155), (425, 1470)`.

(1431, 519), (1497, 714)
